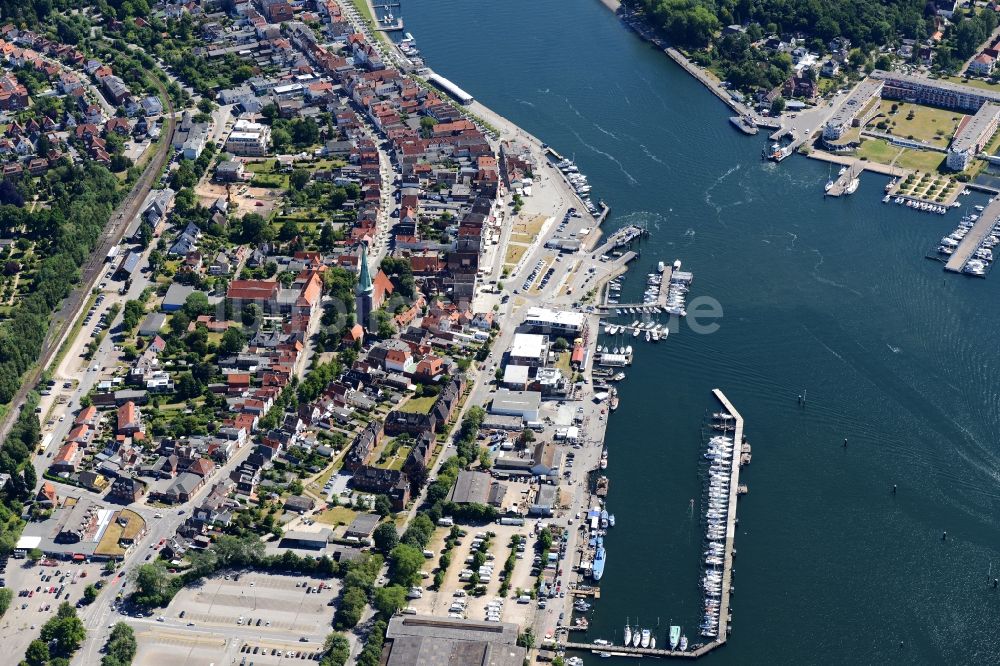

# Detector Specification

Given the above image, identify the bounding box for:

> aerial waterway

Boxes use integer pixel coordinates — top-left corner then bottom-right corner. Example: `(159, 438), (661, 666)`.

(405, 1), (1000, 663)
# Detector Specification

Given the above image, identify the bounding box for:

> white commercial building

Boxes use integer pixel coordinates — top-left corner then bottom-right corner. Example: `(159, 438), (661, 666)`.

(522, 306), (585, 337)
(490, 389), (541, 422)
(508, 333), (548, 368)
(225, 118), (271, 156)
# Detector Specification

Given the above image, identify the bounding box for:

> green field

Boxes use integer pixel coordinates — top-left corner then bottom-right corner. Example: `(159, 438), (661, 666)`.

(855, 138), (900, 164)
(874, 101), (962, 149)
(314, 506), (359, 526)
(894, 149), (946, 173)
(398, 395), (436, 414)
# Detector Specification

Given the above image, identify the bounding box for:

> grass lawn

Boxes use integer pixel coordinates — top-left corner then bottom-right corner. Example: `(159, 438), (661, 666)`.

(251, 173), (289, 189)
(398, 394), (437, 414)
(385, 444), (412, 471)
(297, 158), (347, 171)
(504, 244), (528, 267)
(855, 138), (901, 165)
(876, 101), (962, 149)
(245, 160), (277, 173)
(513, 214), (547, 237)
(314, 506), (359, 526)
(555, 351), (572, 378)
(894, 149), (946, 172)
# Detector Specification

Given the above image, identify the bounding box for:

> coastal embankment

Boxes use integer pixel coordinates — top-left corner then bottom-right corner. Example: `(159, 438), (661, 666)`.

(608, 5), (779, 130)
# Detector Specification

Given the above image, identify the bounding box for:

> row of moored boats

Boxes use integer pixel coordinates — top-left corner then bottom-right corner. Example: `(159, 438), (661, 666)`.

(700, 413), (738, 639)
(886, 195), (950, 214)
(936, 209), (999, 277)
(555, 159), (599, 215)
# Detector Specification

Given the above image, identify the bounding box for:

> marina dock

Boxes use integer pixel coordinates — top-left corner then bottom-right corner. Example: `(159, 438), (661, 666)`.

(826, 161), (863, 197)
(556, 391), (747, 661)
(945, 198), (1000, 274)
(711, 388), (744, 647)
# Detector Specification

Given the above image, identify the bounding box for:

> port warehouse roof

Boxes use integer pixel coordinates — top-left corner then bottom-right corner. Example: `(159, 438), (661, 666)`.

(426, 73), (474, 105)
(448, 469), (507, 505)
(490, 388), (541, 419)
(951, 103), (1000, 154)
(383, 615), (525, 666)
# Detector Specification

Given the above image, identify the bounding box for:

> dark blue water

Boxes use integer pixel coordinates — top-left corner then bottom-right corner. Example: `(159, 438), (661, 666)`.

(404, 1), (1000, 663)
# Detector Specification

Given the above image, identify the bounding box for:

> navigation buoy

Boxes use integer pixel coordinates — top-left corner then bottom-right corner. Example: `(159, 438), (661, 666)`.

(892, 484), (897, 495)
(843, 438), (848, 448)
(942, 531), (947, 541)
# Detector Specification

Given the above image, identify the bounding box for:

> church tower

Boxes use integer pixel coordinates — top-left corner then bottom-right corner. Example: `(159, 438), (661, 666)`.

(356, 242), (374, 331)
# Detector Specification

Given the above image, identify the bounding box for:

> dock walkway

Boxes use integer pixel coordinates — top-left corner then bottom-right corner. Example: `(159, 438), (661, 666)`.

(712, 388), (744, 646)
(945, 198), (1000, 273)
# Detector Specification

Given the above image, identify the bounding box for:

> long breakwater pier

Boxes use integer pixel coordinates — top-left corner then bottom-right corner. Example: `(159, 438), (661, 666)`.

(557, 391), (748, 660)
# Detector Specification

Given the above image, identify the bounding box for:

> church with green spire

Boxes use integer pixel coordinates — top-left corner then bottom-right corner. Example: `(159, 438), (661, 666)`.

(356, 241), (374, 331)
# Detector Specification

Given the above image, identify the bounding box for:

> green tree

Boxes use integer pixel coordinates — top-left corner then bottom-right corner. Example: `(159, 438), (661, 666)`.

(770, 96), (786, 116)
(278, 218), (299, 242)
(372, 584), (407, 619)
(183, 291), (210, 318)
(372, 522), (399, 556)
(290, 169), (311, 190)
(388, 544), (424, 588)
(82, 584), (99, 604)
(41, 603), (86, 657)
(320, 632), (350, 666)
(335, 586), (367, 629)
(0, 588), (11, 617)
(238, 213), (272, 244)
(131, 562), (173, 608)
(25, 639), (49, 666)
(219, 327), (246, 355)
(373, 494), (394, 517)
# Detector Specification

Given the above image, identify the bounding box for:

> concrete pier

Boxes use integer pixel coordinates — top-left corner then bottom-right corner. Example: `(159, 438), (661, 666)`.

(945, 197), (1000, 274)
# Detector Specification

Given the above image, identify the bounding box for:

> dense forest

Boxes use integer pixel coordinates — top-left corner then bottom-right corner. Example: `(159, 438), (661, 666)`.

(625, 0), (1000, 86)
(624, 0), (934, 50)
(0, 163), (121, 406)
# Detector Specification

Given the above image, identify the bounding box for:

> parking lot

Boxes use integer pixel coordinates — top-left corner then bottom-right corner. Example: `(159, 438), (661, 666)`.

(132, 623), (326, 666)
(161, 571), (338, 637)
(407, 522), (544, 629)
(0, 558), (106, 661)
(129, 572), (335, 666)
